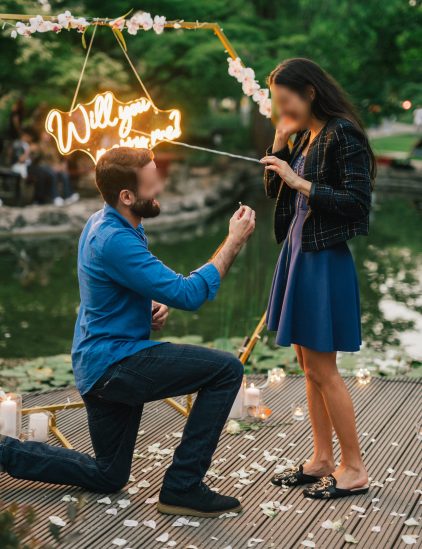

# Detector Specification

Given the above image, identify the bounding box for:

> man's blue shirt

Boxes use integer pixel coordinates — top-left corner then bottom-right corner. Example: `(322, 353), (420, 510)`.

(72, 204), (221, 395)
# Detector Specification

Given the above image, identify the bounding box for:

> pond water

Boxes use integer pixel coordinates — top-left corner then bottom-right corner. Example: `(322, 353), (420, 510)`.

(0, 188), (421, 361)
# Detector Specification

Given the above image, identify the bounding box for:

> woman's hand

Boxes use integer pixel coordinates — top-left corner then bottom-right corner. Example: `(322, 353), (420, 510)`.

(260, 155), (312, 196)
(272, 116), (301, 152)
(152, 301), (169, 331)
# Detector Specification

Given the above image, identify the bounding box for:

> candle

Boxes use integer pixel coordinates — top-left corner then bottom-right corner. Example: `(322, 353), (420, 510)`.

(28, 413), (49, 442)
(291, 403), (305, 421)
(244, 383), (260, 407)
(229, 376), (246, 419)
(0, 396), (18, 437)
(356, 368), (371, 386)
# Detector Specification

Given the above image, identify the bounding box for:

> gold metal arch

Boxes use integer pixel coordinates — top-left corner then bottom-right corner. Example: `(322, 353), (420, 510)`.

(0, 14), (241, 61)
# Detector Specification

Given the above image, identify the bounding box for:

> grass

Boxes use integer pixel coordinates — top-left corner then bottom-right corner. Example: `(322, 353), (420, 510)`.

(370, 133), (420, 157)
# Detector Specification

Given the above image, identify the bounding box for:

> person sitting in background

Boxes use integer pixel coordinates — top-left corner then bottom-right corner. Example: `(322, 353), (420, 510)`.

(32, 131), (79, 206)
(11, 127), (32, 179)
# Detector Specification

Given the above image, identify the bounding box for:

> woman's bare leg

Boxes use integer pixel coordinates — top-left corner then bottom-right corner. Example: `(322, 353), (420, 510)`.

(301, 346), (368, 489)
(293, 344), (334, 476)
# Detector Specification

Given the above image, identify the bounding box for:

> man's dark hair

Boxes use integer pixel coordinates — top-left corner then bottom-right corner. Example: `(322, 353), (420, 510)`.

(95, 147), (154, 207)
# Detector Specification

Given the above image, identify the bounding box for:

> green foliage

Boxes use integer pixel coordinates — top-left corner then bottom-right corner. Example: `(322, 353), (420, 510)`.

(0, 0), (421, 133)
(0, 497), (87, 548)
(0, 504), (46, 549)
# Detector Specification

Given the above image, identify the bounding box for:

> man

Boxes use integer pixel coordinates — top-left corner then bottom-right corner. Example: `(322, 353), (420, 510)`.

(0, 147), (255, 518)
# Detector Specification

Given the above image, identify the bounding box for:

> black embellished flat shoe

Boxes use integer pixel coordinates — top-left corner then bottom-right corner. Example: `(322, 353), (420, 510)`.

(271, 464), (321, 487)
(303, 475), (369, 499)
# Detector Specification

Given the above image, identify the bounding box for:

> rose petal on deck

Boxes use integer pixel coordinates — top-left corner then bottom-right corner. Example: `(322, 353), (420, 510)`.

(49, 516), (66, 527)
(404, 518), (419, 526)
(123, 519), (138, 527)
(156, 533), (169, 542)
(143, 519), (156, 529)
(112, 539), (127, 547)
(97, 496), (112, 505)
(117, 499), (131, 508)
(401, 535), (418, 545)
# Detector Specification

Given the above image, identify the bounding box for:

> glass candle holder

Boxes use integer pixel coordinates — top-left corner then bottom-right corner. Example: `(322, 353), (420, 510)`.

(268, 367), (286, 386)
(248, 401), (272, 421)
(355, 368), (371, 386)
(291, 402), (306, 421)
(28, 412), (50, 442)
(0, 392), (22, 439)
(229, 376), (246, 419)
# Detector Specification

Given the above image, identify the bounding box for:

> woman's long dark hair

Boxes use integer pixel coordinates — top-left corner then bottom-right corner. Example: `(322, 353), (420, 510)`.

(268, 58), (377, 182)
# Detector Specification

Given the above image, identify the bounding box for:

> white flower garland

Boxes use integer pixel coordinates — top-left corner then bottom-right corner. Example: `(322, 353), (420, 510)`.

(7, 10), (271, 118)
(228, 57), (272, 118)
(8, 10), (167, 38)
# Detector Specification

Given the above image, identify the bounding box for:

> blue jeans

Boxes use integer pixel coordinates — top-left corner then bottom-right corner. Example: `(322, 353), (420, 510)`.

(0, 343), (243, 493)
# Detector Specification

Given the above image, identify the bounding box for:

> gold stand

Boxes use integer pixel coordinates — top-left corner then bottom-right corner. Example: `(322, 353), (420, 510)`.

(21, 395), (194, 449)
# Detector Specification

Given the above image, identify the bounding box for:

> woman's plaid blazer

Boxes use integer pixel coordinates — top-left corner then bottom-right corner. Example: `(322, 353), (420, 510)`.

(263, 117), (372, 252)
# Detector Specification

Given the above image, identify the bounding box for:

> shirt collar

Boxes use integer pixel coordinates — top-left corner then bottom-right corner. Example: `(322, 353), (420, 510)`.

(103, 203), (144, 233)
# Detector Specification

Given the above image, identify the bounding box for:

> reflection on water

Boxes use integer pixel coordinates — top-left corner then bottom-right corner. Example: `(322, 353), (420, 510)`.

(0, 192), (421, 360)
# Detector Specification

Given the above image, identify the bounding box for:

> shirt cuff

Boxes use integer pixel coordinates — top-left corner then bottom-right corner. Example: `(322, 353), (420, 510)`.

(191, 263), (221, 301)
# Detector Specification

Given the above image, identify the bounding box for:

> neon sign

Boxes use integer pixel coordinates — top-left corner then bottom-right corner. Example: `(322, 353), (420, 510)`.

(45, 91), (182, 163)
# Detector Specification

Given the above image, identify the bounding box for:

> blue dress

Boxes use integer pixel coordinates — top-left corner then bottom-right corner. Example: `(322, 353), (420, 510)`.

(266, 154), (361, 352)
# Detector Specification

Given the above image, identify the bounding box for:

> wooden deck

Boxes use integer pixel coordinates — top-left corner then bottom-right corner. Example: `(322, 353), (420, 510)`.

(1, 376), (421, 548)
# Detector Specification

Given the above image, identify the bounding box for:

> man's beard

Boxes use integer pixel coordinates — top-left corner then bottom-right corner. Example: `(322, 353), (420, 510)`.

(130, 197), (161, 218)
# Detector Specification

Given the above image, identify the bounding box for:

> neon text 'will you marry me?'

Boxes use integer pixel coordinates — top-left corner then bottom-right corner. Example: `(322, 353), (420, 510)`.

(45, 91), (182, 163)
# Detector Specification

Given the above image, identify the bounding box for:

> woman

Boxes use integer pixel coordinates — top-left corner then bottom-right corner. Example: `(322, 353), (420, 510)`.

(260, 58), (375, 499)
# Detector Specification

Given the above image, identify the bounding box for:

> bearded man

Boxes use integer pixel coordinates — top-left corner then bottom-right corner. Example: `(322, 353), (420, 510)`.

(0, 147), (255, 518)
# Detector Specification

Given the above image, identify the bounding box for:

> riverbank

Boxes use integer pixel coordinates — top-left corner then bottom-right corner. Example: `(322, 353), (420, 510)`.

(0, 163), (261, 239)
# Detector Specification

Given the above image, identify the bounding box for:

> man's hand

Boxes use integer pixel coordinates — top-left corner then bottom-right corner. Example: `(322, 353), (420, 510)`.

(228, 205), (256, 247)
(152, 301), (169, 331)
(211, 205), (256, 279)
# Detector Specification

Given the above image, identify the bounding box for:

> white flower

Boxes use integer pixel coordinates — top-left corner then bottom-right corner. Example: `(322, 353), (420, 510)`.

(242, 76), (260, 97)
(137, 12), (154, 31)
(153, 15), (166, 35)
(69, 17), (89, 32)
(28, 15), (44, 32)
(126, 16), (140, 35)
(111, 18), (125, 31)
(57, 11), (72, 29)
(15, 22), (33, 37)
(226, 420), (241, 435)
(49, 515), (66, 527)
(11, 30), (17, 39)
(252, 88), (269, 103)
(228, 57), (244, 83)
(258, 97), (272, 118)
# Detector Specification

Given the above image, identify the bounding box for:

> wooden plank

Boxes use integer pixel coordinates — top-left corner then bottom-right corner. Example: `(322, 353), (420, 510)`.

(0, 376), (420, 548)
